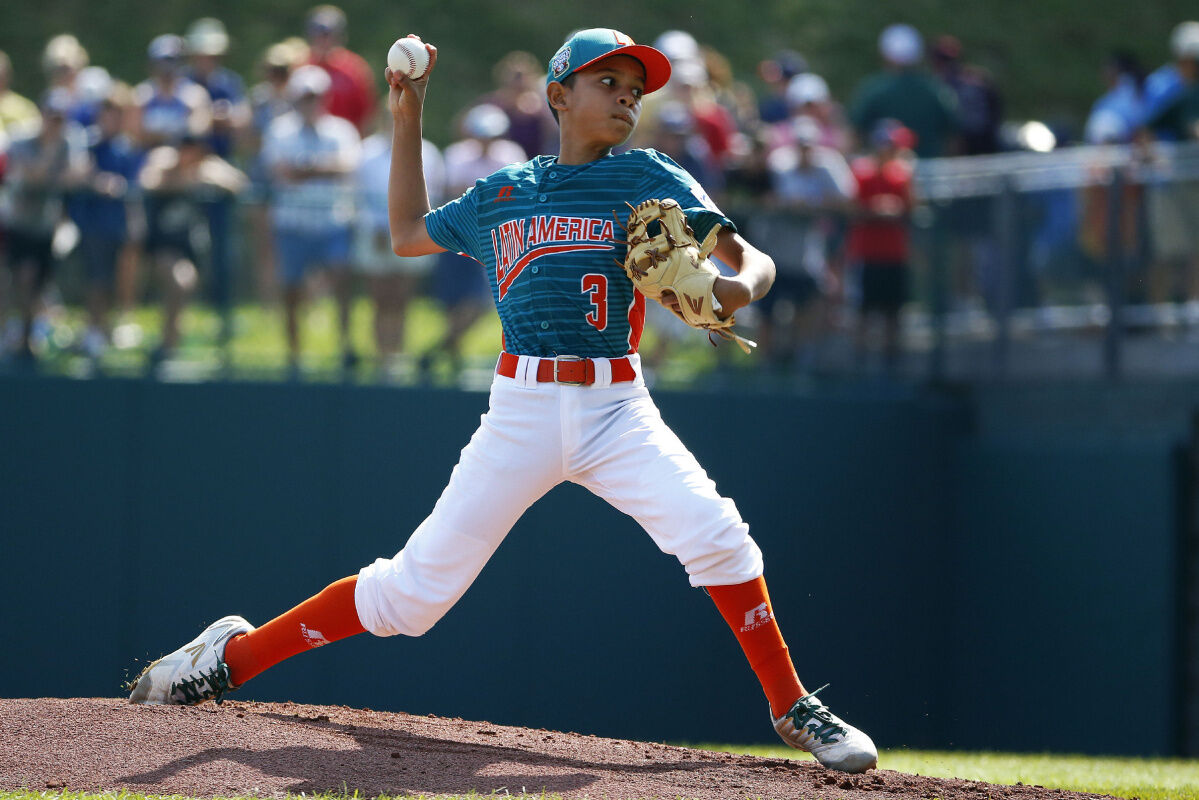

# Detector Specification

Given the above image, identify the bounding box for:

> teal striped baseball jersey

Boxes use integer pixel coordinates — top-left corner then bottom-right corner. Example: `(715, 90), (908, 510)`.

(425, 147), (735, 359)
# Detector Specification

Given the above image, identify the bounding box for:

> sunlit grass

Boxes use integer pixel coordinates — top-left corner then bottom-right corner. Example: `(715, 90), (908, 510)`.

(15, 297), (727, 388)
(698, 743), (1199, 800)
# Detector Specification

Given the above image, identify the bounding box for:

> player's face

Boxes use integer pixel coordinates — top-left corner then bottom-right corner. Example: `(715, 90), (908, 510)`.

(566, 55), (647, 147)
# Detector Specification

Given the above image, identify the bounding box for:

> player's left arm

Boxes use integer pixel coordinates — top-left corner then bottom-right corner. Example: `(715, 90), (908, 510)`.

(710, 229), (775, 320)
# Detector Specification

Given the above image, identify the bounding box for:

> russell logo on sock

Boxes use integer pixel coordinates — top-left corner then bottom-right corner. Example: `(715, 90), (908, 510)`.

(300, 623), (331, 648)
(741, 602), (774, 632)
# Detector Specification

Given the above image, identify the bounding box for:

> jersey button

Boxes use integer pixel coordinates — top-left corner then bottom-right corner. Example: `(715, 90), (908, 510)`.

(540, 321), (549, 330)
(531, 266), (539, 274)
(549, 171), (557, 178)
(538, 193), (547, 202)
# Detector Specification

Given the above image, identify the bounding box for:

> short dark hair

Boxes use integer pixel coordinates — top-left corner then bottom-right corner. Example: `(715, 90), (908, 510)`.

(548, 72), (576, 125)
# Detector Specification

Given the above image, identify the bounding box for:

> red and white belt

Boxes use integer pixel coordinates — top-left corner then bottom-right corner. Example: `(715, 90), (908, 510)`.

(495, 352), (637, 386)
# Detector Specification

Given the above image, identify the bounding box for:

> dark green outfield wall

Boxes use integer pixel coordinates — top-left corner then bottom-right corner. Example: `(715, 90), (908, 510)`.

(0, 376), (1186, 755)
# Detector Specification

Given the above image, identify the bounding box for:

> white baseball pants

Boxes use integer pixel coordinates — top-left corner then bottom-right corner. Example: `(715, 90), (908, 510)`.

(355, 354), (763, 637)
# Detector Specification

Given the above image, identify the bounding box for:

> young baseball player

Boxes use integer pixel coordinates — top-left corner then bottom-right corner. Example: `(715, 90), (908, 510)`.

(128, 29), (877, 774)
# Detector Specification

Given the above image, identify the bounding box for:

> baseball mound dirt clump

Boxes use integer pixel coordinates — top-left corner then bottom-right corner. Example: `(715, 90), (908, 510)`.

(0, 698), (1114, 800)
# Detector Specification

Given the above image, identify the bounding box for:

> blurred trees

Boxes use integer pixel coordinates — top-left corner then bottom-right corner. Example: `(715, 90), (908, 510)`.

(6, 0), (1198, 145)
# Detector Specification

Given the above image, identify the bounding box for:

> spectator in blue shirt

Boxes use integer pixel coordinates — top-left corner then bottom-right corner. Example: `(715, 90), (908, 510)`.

(132, 34), (212, 151)
(1141, 21), (1199, 140)
(185, 18), (249, 160)
(75, 88), (143, 361)
(1084, 52), (1146, 145)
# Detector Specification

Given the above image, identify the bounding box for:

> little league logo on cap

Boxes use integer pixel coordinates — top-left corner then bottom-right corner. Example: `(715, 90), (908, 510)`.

(551, 46), (571, 78)
(545, 28), (672, 94)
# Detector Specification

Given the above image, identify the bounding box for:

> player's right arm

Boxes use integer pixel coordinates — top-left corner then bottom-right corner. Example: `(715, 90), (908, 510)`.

(386, 36), (445, 258)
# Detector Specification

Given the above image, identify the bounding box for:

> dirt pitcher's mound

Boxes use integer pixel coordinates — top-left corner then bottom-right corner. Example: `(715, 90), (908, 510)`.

(0, 698), (1112, 800)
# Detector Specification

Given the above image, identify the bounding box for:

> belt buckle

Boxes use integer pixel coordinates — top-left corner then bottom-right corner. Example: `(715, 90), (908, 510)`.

(553, 354), (586, 386)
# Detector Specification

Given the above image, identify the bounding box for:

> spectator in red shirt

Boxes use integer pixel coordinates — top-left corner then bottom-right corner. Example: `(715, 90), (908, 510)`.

(848, 119), (916, 371)
(305, 4), (376, 135)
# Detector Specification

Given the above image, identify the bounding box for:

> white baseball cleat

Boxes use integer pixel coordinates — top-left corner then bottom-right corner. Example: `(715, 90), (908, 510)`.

(772, 687), (878, 773)
(128, 615), (254, 705)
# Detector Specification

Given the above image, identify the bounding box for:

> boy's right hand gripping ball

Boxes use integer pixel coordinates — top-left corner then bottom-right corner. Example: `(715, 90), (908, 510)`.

(621, 198), (755, 353)
(387, 38), (430, 79)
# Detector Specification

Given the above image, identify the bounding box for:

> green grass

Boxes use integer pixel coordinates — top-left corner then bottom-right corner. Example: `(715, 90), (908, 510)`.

(704, 745), (1199, 800)
(5, 749), (1199, 800)
(13, 298), (729, 388)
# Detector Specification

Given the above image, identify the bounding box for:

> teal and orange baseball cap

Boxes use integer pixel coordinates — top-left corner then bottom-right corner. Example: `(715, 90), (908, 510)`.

(546, 28), (672, 94)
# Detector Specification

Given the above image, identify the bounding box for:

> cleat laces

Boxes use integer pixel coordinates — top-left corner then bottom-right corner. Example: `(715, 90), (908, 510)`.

(787, 685), (848, 745)
(171, 662), (235, 705)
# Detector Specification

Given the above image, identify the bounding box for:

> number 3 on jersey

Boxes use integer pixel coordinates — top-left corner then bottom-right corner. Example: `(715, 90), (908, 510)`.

(582, 274), (608, 331)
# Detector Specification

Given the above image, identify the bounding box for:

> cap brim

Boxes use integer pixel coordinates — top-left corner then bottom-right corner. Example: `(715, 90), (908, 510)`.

(574, 44), (672, 94)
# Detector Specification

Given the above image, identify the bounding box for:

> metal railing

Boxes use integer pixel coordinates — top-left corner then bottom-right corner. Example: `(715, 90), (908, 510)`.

(912, 141), (1199, 382)
(4, 141), (1199, 385)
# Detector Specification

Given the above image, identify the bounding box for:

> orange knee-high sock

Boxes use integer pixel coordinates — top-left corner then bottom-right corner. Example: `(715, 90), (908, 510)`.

(707, 576), (806, 718)
(224, 575), (367, 686)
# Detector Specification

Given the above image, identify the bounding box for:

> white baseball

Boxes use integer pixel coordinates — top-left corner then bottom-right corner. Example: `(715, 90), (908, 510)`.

(387, 38), (430, 80)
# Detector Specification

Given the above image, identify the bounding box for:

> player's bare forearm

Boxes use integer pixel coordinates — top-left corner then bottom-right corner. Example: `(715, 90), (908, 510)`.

(386, 36), (443, 257)
(712, 230), (775, 317)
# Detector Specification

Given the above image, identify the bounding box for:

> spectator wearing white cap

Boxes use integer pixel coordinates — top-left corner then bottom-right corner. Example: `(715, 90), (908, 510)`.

(261, 64), (362, 375)
(1142, 20), (1199, 141)
(71, 66), (115, 128)
(631, 29), (708, 152)
(40, 35), (106, 129)
(769, 72), (851, 155)
(40, 34), (88, 103)
(442, 103), (526, 194)
(754, 115), (856, 370)
(653, 29), (702, 67)
(848, 23), (959, 158)
(184, 18), (249, 159)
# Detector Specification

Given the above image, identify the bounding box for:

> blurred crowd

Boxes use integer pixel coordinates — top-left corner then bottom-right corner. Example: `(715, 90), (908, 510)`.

(1, 11), (1198, 380)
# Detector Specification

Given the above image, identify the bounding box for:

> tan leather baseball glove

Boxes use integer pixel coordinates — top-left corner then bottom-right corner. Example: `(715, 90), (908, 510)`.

(619, 198), (755, 353)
